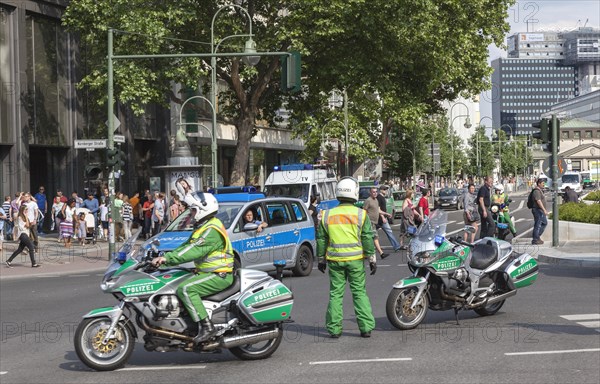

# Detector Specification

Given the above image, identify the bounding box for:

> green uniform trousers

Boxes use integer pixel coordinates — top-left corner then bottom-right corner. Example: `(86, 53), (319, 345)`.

(176, 272), (234, 322)
(499, 211), (516, 234)
(326, 259), (375, 335)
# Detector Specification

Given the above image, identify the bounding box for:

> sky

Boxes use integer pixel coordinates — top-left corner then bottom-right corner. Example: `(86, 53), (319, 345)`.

(479, 0), (600, 119)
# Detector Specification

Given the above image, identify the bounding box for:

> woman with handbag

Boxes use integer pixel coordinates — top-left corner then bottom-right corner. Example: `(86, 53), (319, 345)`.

(463, 183), (480, 243)
(5, 205), (40, 268)
(52, 196), (64, 242)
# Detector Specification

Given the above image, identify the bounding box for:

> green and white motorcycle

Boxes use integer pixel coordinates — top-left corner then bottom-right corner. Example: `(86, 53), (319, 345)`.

(386, 210), (538, 330)
(74, 232), (294, 371)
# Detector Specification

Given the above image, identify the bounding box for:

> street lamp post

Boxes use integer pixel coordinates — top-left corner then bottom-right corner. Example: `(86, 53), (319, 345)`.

(448, 102), (471, 186)
(322, 119), (349, 176)
(496, 124), (514, 181)
(477, 117), (493, 179)
(211, 5), (260, 189)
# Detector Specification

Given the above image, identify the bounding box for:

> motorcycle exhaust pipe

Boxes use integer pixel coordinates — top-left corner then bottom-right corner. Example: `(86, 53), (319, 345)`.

(470, 290), (517, 308)
(138, 316), (194, 342)
(219, 327), (281, 349)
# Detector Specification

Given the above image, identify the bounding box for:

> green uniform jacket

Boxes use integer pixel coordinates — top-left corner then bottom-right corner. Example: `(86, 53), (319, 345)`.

(164, 220), (226, 267)
(316, 203), (375, 263)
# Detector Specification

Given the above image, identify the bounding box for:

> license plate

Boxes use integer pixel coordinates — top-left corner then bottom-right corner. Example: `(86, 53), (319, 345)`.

(441, 203), (450, 206)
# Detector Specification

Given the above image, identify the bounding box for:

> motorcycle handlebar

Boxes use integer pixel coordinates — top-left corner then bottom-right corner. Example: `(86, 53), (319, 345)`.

(448, 236), (474, 248)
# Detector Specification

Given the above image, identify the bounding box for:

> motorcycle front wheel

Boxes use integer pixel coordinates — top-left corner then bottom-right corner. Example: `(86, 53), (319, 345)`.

(74, 317), (135, 371)
(229, 324), (283, 360)
(386, 287), (429, 330)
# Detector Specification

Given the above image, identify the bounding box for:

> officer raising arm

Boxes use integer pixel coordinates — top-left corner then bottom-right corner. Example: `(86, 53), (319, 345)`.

(317, 177), (377, 339)
(152, 187), (234, 345)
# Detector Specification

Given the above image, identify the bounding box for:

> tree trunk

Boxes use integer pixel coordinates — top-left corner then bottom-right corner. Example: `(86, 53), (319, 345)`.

(229, 115), (255, 186)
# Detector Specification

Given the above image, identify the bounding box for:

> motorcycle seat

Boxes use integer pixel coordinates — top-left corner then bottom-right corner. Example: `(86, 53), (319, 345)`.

(469, 241), (498, 270)
(203, 273), (241, 302)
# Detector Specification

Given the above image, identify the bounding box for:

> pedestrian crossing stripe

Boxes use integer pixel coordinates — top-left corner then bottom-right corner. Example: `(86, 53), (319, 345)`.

(560, 314), (600, 333)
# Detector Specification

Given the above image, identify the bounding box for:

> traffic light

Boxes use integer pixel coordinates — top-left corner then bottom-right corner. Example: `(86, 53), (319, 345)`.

(280, 51), (301, 93)
(531, 118), (549, 143)
(106, 148), (126, 172)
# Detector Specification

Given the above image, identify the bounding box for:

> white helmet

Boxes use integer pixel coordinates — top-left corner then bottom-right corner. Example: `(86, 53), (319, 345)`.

(183, 192), (219, 222)
(494, 184), (504, 193)
(336, 177), (359, 203)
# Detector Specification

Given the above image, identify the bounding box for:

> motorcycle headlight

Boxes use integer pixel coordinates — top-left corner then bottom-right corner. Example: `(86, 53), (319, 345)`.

(412, 251), (431, 266)
(491, 205), (499, 213)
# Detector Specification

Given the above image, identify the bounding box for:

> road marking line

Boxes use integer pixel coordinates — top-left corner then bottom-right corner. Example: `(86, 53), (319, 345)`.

(512, 218), (526, 223)
(309, 358), (412, 365)
(560, 314), (600, 321)
(576, 321), (600, 328)
(505, 348), (600, 356)
(445, 228), (465, 236)
(0, 371), (7, 375)
(70, 274), (90, 277)
(117, 365), (206, 371)
(514, 227), (533, 239)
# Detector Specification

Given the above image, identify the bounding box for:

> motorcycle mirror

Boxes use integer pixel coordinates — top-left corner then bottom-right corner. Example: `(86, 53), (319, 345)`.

(151, 238), (160, 247)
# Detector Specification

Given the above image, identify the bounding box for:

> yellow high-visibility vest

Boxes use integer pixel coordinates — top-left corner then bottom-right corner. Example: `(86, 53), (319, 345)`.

(322, 205), (366, 262)
(190, 217), (234, 273)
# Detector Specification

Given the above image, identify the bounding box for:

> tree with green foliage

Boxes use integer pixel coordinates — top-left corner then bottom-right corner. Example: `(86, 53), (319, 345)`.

(63, 0), (513, 185)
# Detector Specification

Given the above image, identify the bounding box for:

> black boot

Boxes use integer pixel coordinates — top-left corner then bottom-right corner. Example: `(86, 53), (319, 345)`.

(194, 318), (216, 345)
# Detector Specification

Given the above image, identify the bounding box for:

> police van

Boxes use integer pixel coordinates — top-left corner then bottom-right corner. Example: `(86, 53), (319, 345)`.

(264, 163), (339, 210)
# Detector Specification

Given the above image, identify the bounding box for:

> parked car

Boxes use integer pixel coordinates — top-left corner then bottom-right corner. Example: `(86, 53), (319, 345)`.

(434, 187), (464, 210)
(140, 193), (317, 277)
(392, 191), (406, 219)
(355, 184), (396, 224)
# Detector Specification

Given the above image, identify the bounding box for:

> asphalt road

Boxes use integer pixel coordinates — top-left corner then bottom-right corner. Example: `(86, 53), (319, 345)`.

(1, 201), (599, 384)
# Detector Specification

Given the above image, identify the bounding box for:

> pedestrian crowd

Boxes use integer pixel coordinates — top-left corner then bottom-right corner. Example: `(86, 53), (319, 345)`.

(1, 185), (187, 268)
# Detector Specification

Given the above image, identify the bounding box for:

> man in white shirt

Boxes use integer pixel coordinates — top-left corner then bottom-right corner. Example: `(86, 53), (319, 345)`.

(23, 193), (40, 250)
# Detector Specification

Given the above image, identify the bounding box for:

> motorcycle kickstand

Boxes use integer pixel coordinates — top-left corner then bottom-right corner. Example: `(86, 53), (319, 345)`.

(453, 308), (460, 325)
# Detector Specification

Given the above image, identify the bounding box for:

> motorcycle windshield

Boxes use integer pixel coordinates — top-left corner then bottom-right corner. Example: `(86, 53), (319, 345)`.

(104, 229), (142, 279)
(410, 210), (448, 255)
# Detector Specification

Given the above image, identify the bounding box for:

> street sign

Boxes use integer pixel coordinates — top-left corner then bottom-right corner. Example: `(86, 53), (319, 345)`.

(74, 139), (107, 149)
(105, 114), (121, 132)
(114, 134), (125, 143)
(542, 156), (568, 177)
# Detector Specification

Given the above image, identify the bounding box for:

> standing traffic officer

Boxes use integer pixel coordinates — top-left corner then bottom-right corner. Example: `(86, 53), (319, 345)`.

(317, 177), (377, 338)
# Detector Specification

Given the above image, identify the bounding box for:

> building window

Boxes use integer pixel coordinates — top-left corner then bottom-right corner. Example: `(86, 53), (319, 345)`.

(573, 131), (581, 139)
(584, 131), (592, 138)
(561, 131), (569, 139)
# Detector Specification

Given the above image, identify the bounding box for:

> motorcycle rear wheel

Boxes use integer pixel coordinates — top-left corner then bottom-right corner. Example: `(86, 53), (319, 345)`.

(386, 287), (429, 330)
(74, 317), (135, 371)
(473, 300), (505, 316)
(229, 324), (283, 360)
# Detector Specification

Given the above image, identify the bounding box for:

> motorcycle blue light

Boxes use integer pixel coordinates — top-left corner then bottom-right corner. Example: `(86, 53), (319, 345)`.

(273, 259), (287, 267)
(497, 223), (509, 229)
(434, 235), (445, 246)
(116, 251), (127, 264)
(407, 226), (417, 235)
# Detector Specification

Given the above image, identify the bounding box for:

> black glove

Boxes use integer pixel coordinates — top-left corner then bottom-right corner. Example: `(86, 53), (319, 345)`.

(369, 262), (377, 275)
(318, 262), (327, 273)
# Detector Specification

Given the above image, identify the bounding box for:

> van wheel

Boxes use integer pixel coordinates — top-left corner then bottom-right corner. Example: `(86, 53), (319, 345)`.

(292, 245), (313, 277)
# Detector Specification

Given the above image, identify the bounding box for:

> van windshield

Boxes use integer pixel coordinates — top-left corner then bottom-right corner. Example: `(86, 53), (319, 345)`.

(562, 174), (580, 184)
(264, 184), (309, 202)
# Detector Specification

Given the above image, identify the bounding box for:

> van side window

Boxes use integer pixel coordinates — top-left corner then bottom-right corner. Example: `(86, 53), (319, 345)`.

(290, 201), (307, 222)
(266, 202), (291, 226)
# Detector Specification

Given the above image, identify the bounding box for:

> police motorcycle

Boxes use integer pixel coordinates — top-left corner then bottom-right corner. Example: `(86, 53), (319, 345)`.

(386, 209), (538, 330)
(74, 203), (294, 371)
(490, 185), (514, 241)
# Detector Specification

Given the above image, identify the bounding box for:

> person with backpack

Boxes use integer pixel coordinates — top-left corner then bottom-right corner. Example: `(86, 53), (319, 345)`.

(529, 178), (548, 245)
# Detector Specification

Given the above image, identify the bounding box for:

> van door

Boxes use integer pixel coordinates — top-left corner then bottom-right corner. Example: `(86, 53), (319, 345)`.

(232, 203), (272, 270)
(265, 201), (297, 265)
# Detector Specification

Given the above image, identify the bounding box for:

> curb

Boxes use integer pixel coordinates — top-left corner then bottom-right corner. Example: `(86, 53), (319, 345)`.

(537, 254), (600, 267)
(0, 266), (107, 280)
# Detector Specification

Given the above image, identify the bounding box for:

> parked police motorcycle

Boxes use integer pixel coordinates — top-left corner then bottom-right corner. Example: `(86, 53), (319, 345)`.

(490, 200), (514, 241)
(74, 232), (294, 371)
(386, 209), (538, 330)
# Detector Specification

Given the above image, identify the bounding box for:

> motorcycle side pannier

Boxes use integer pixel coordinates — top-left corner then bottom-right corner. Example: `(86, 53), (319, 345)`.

(238, 280), (294, 324)
(504, 253), (539, 289)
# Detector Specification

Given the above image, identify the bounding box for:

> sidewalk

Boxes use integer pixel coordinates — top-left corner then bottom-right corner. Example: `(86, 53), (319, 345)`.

(512, 238), (600, 268)
(0, 232), (136, 280)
